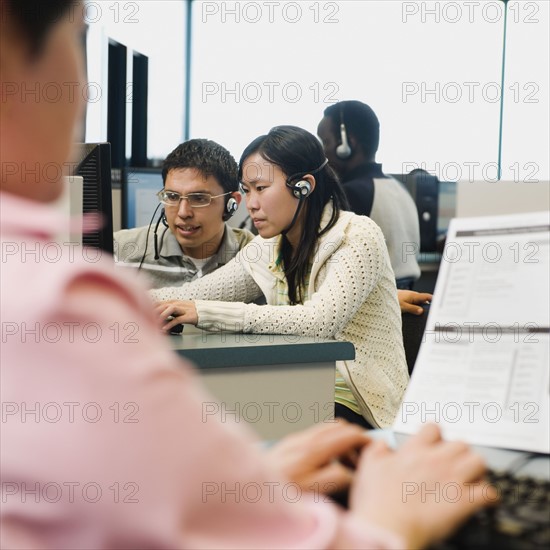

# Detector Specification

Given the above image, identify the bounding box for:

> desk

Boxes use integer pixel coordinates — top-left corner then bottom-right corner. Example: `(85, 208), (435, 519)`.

(171, 330), (355, 440)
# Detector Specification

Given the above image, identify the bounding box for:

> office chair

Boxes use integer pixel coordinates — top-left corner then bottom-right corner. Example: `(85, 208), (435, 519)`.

(401, 303), (430, 375)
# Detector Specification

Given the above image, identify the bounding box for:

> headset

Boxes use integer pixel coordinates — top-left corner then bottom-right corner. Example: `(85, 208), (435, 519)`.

(281, 159), (329, 236)
(285, 159), (329, 200)
(153, 208), (169, 260)
(288, 180), (312, 200)
(222, 196), (238, 220)
(139, 192), (239, 267)
(335, 103), (352, 160)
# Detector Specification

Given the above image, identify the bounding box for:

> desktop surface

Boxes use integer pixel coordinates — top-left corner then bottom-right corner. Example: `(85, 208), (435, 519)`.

(170, 330), (355, 368)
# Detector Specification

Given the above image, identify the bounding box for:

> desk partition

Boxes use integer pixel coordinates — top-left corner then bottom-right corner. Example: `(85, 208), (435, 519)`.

(171, 330), (355, 440)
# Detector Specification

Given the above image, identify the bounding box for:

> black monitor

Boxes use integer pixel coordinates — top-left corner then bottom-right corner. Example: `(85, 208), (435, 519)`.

(71, 143), (114, 255)
(121, 167), (163, 229)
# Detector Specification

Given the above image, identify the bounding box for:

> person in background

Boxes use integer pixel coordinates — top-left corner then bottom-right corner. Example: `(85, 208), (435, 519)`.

(1, 1), (492, 547)
(318, 100), (421, 290)
(114, 139), (253, 289)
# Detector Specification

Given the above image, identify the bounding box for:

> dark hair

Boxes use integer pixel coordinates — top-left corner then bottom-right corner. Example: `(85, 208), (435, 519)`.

(162, 139), (239, 194)
(238, 125), (349, 305)
(324, 100), (380, 160)
(2, 0), (76, 58)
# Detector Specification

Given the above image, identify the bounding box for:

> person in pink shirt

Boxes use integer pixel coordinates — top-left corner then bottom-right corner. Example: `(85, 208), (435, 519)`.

(1, 1), (492, 548)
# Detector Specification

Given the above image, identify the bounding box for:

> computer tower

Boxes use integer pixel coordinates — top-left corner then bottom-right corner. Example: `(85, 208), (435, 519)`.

(392, 170), (439, 253)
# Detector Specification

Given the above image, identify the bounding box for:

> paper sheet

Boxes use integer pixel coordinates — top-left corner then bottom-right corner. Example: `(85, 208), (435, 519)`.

(394, 211), (550, 454)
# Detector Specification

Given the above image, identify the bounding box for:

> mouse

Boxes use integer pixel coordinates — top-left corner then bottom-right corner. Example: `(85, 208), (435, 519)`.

(168, 323), (184, 335)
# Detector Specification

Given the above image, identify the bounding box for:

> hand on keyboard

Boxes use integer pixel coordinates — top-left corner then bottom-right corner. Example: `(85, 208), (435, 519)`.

(348, 424), (496, 549)
(265, 420), (370, 496)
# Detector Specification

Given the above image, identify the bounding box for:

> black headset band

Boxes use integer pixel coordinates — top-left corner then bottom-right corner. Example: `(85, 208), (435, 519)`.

(285, 158), (329, 185)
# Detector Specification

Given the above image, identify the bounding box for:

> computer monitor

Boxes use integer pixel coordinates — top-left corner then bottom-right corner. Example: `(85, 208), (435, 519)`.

(121, 167), (163, 229)
(71, 143), (114, 255)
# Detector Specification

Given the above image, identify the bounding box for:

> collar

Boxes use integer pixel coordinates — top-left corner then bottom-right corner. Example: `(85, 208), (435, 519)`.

(268, 238), (285, 279)
(342, 162), (386, 182)
(156, 224), (239, 267)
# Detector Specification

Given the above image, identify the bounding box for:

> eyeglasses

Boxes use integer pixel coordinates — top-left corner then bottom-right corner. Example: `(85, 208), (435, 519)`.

(157, 190), (231, 208)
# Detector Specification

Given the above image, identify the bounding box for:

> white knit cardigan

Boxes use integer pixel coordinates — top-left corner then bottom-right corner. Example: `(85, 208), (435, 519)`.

(151, 205), (409, 427)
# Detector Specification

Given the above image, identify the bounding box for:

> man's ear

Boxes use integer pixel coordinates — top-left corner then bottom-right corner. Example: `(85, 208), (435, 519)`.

(347, 133), (359, 153)
(232, 191), (242, 205)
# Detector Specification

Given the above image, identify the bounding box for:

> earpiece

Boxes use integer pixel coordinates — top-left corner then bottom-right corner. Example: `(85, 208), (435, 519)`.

(289, 180), (312, 199)
(222, 197), (238, 220)
(335, 104), (352, 159)
(284, 159), (328, 201)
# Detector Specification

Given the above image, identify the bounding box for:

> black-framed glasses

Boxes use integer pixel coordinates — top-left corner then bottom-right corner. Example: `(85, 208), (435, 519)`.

(157, 190), (231, 208)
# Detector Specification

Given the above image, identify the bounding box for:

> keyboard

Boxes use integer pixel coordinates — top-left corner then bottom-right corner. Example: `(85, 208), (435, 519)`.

(432, 469), (550, 549)
(330, 469), (550, 549)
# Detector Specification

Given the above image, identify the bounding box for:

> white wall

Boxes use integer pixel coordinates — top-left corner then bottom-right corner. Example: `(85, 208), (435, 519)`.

(190, 0), (549, 181)
(83, 1), (549, 181)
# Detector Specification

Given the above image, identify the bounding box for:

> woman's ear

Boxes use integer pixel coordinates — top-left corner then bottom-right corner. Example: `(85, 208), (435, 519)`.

(302, 174), (317, 195)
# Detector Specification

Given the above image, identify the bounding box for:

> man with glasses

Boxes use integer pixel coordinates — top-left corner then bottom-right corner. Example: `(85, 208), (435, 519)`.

(114, 139), (254, 289)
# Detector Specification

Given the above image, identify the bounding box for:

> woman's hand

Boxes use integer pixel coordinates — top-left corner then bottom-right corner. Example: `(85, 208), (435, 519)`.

(154, 300), (198, 331)
(398, 290), (432, 315)
(265, 420), (370, 496)
(349, 424), (495, 549)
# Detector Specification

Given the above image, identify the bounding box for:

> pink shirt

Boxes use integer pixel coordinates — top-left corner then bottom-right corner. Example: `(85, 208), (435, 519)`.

(0, 191), (404, 549)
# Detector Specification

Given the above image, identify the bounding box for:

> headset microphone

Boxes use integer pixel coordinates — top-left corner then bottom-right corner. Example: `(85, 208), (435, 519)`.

(153, 209), (167, 260)
(138, 203), (162, 270)
(335, 104), (352, 160)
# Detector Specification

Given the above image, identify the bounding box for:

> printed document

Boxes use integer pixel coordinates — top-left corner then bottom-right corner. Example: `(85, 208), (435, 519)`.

(394, 211), (550, 453)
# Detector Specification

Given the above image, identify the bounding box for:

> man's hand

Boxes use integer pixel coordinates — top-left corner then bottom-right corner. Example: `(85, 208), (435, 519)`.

(398, 290), (432, 315)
